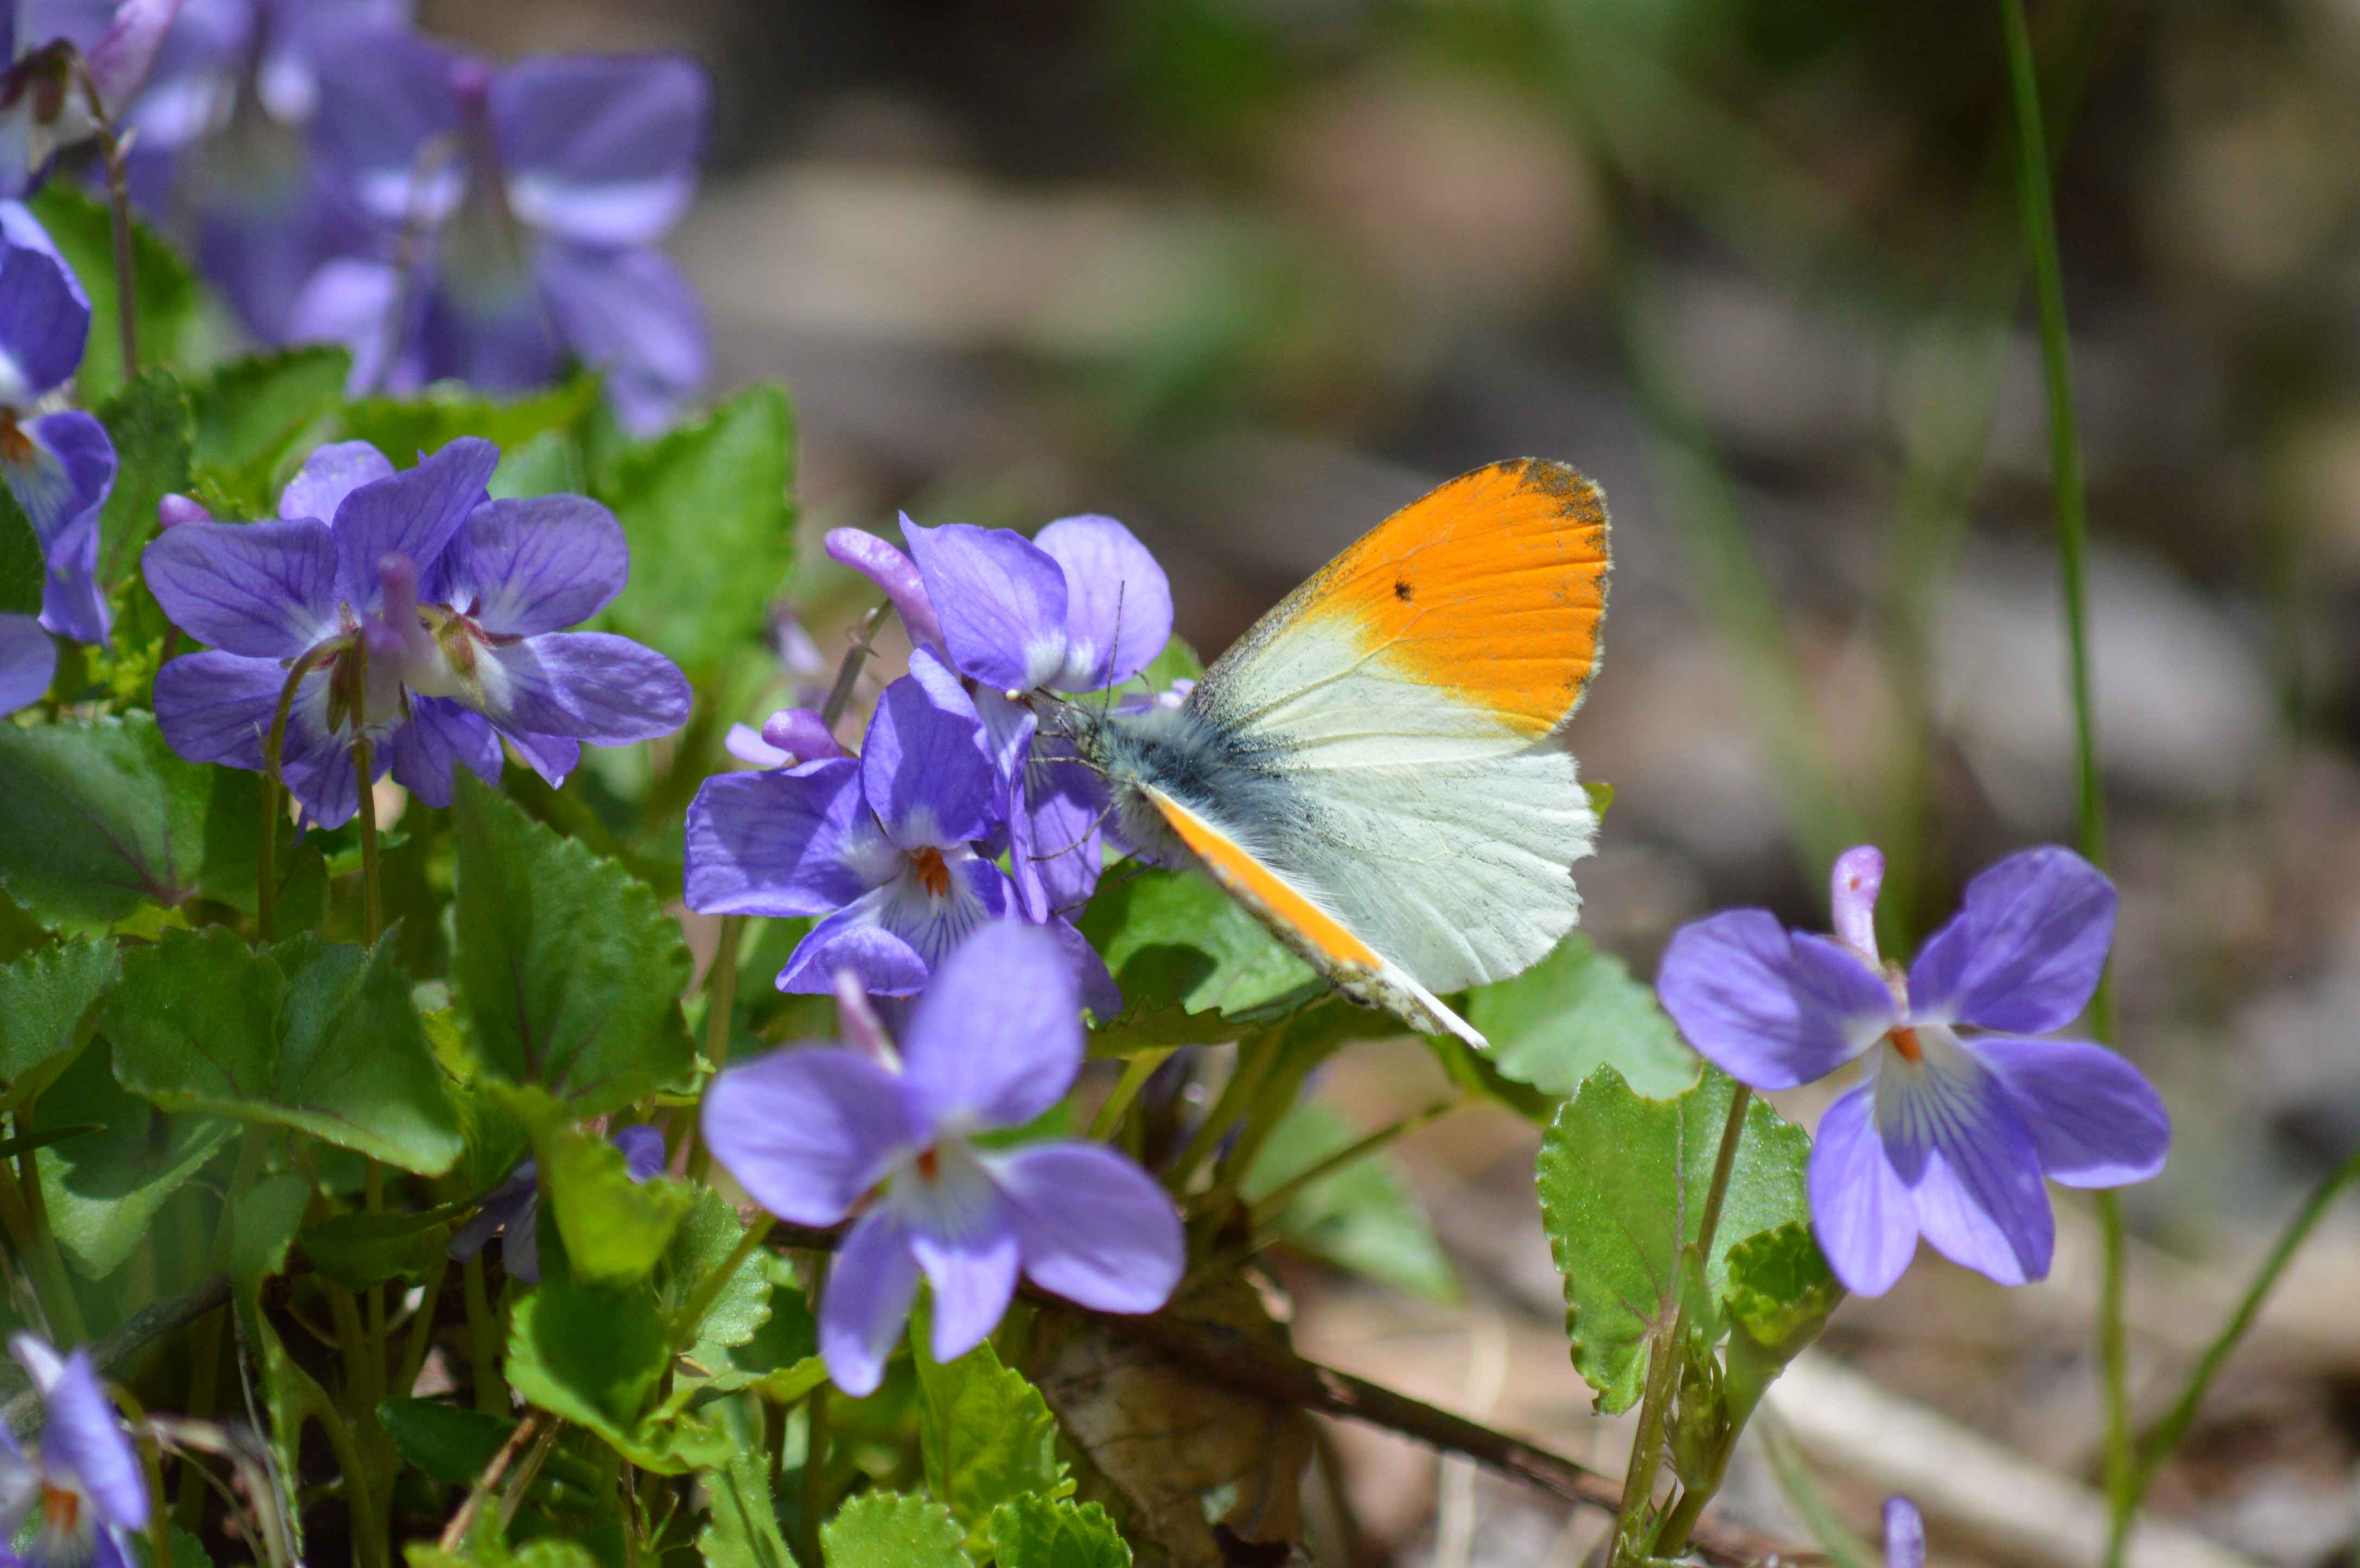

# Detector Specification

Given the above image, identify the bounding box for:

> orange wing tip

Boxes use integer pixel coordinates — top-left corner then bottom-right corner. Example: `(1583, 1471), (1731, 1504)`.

(1146, 788), (1379, 969)
(1297, 458), (1609, 736)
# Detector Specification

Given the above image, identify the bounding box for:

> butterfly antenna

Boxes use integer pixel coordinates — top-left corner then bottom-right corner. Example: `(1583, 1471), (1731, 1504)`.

(1028, 800), (1121, 865)
(1096, 581), (1129, 721)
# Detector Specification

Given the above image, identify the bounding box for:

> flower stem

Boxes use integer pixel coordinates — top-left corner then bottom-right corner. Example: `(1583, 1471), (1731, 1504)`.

(0, 1146), (87, 1346)
(462, 1253), (506, 1416)
(798, 1327), (831, 1568)
(818, 602), (889, 729)
(1245, 1098), (1458, 1231)
(394, 1254), (450, 1401)
(354, 742), (383, 945)
(99, 124), (139, 380)
(1087, 1047), (1175, 1143)
(2129, 1140), (2360, 1500)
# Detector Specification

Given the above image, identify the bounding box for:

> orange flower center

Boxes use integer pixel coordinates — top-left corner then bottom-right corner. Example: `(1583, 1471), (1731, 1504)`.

(43, 1484), (81, 1533)
(1889, 1024), (1924, 1063)
(908, 845), (951, 897)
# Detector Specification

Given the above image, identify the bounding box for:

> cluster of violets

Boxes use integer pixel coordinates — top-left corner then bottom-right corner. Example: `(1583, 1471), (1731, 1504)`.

(28, 0), (711, 430)
(1657, 843), (2171, 1296)
(143, 434), (691, 826)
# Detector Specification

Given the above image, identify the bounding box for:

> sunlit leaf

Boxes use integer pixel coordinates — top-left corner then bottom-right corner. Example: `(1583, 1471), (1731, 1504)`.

(820, 1491), (970, 1568)
(913, 1312), (1072, 1550)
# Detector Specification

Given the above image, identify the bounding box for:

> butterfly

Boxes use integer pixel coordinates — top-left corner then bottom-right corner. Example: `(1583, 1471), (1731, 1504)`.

(1057, 458), (1609, 1048)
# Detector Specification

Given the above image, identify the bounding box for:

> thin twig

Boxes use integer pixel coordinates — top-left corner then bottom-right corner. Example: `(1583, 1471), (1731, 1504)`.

(438, 1408), (544, 1551)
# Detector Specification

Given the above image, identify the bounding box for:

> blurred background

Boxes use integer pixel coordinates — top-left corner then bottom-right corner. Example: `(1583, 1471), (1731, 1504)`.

(430, 1), (2360, 1562)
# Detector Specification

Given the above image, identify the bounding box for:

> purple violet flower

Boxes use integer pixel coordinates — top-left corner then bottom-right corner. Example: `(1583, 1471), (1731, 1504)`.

(447, 1123), (665, 1285)
(0, 200), (117, 654)
(1656, 844), (2170, 1296)
(293, 36), (708, 431)
(34, 0), (405, 343)
(1884, 1497), (1924, 1568)
(0, 1333), (149, 1568)
(685, 649), (1119, 1014)
(703, 921), (1185, 1396)
(0, 0), (179, 199)
(724, 705), (843, 770)
(143, 435), (690, 827)
(827, 514), (1172, 921)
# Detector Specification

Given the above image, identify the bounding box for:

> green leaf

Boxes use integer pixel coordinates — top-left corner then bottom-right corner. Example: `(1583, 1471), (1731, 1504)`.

(341, 374), (601, 467)
(665, 1186), (774, 1354)
(986, 1497), (1132, 1568)
(0, 480), (40, 617)
(232, 1171), (312, 1298)
(699, 1451), (798, 1568)
(406, 1539), (603, 1568)
(129, 1527), (215, 1568)
(1076, 867), (1316, 1046)
(490, 430), (580, 500)
(1243, 1100), (1457, 1301)
(0, 936), (119, 1112)
(380, 1398), (605, 1508)
(507, 1278), (669, 1445)
(94, 369), (195, 603)
(301, 1204), (465, 1290)
(189, 347), (349, 512)
(595, 383), (794, 671)
(678, 1252), (822, 1399)
(0, 712), (266, 929)
(1723, 1220), (1842, 1363)
(821, 1491), (972, 1568)
(1534, 1066), (1809, 1412)
(451, 773), (694, 1114)
(913, 1316), (1072, 1550)
(30, 1041), (237, 1276)
(101, 927), (464, 1174)
(532, 1104), (695, 1286)
(1466, 932), (1700, 1101)
(28, 184), (200, 403)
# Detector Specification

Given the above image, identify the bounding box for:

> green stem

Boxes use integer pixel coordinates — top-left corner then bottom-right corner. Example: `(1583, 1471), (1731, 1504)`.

(2130, 1142), (2360, 1494)
(463, 1254), (507, 1416)
(1246, 1099), (1458, 1231)
(308, 1386), (387, 1568)
(1165, 1043), (1272, 1194)
(674, 1215), (774, 1345)
(1088, 1048), (1174, 1143)
(1694, 1086), (1752, 1263)
(1997, 1), (2134, 1551)
(4, 1131), (88, 1346)
(354, 742), (383, 945)
(97, 123), (139, 380)
(818, 603), (889, 729)
(799, 1372), (830, 1568)
(394, 1254), (451, 1403)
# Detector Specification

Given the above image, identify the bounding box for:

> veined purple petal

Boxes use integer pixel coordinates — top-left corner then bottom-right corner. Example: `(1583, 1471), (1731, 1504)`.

(386, 696), (501, 808)
(612, 1124), (666, 1182)
(0, 612), (52, 712)
(704, 1045), (916, 1227)
(499, 727), (578, 788)
(470, 630), (690, 744)
(280, 440), (394, 523)
(491, 54), (705, 247)
(330, 437), (499, 607)
(1010, 738), (1108, 922)
(818, 1208), (920, 1397)
(152, 649), (289, 770)
(900, 921), (1081, 1133)
(1967, 1035), (2170, 1189)
(825, 525), (941, 648)
(1035, 514), (1172, 692)
(994, 1141), (1184, 1314)
(20, 411), (115, 645)
(1830, 844), (1884, 965)
(1806, 1083), (1918, 1297)
(861, 658), (996, 850)
(1883, 1498), (1925, 1568)
(1656, 911), (1895, 1091)
(896, 1144), (1020, 1363)
(428, 494), (627, 635)
(538, 243), (707, 436)
(0, 203), (89, 403)
(904, 521), (1070, 692)
(1908, 847), (2115, 1035)
(143, 518), (340, 658)
(19, 1338), (146, 1528)
(777, 853), (1012, 997)
(1873, 1032), (2054, 1286)
(684, 760), (874, 917)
